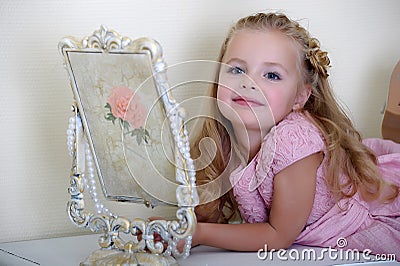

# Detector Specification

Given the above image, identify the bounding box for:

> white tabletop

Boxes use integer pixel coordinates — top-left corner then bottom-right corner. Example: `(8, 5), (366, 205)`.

(0, 234), (398, 265)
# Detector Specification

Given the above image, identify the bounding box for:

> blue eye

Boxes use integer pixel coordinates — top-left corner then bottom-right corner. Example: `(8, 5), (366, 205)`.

(265, 72), (281, 80)
(228, 66), (245, 74)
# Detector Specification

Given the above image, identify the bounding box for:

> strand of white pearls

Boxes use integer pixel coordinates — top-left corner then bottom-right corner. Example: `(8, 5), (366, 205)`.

(169, 112), (196, 194)
(168, 111), (195, 258)
(163, 234), (192, 258)
(84, 142), (113, 216)
(67, 115), (112, 216)
(67, 116), (76, 157)
(185, 235), (193, 257)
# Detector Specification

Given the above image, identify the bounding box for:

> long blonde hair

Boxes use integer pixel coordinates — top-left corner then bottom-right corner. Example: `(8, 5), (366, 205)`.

(192, 12), (399, 223)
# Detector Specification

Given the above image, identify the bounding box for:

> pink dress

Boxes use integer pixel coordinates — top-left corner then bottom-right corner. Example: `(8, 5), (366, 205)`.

(230, 111), (400, 257)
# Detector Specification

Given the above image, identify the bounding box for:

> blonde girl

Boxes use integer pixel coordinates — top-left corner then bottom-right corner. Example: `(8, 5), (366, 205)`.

(190, 12), (400, 256)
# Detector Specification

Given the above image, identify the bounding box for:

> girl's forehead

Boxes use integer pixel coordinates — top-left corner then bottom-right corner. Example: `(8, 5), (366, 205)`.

(224, 29), (301, 66)
(228, 29), (298, 50)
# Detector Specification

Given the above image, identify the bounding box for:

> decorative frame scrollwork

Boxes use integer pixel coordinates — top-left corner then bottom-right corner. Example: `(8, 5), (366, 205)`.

(59, 26), (198, 264)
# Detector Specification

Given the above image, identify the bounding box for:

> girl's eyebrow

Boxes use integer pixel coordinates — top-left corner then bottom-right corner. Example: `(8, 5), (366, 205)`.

(224, 57), (246, 65)
(263, 62), (289, 74)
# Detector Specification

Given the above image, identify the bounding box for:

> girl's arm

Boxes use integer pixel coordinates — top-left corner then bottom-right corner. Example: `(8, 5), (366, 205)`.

(191, 152), (323, 251)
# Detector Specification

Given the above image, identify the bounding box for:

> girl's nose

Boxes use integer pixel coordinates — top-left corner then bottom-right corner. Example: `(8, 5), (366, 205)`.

(241, 81), (256, 90)
(240, 74), (257, 90)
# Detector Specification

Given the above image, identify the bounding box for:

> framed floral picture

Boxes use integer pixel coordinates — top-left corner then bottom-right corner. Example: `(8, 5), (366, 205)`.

(63, 45), (178, 206)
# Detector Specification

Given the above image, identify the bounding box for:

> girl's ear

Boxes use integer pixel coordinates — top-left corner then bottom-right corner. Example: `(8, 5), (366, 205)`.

(293, 84), (312, 111)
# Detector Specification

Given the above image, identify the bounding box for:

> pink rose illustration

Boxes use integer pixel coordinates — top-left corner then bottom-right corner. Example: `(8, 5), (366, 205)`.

(125, 97), (147, 129)
(107, 86), (147, 128)
(105, 86), (150, 145)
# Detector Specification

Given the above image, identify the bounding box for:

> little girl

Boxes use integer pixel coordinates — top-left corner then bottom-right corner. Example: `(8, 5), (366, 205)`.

(189, 12), (400, 257)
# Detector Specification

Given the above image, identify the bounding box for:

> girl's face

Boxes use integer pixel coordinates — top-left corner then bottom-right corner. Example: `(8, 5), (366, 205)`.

(217, 29), (309, 136)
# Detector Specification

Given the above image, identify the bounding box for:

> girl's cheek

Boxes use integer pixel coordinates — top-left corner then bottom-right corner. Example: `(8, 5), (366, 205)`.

(218, 72), (240, 92)
(216, 85), (230, 102)
(216, 86), (232, 118)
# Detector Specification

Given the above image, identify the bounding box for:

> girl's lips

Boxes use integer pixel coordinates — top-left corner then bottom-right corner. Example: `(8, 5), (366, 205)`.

(232, 96), (263, 107)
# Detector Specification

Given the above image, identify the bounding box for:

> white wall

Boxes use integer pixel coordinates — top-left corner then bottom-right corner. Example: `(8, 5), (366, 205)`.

(1, 0), (399, 243)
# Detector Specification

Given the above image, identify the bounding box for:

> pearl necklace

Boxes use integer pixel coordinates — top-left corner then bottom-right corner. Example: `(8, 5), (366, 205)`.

(67, 115), (112, 216)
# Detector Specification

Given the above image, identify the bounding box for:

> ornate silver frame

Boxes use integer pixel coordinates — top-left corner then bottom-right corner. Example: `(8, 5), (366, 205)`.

(59, 26), (198, 265)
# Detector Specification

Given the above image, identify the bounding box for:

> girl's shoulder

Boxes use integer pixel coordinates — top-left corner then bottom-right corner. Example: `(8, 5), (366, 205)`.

(274, 111), (322, 140)
(256, 111), (325, 177)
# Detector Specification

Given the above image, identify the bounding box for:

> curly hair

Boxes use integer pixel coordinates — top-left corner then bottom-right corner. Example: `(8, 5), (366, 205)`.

(192, 12), (399, 223)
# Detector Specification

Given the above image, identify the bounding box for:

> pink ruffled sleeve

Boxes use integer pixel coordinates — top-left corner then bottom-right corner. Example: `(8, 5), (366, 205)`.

(254, 112), (325, 189)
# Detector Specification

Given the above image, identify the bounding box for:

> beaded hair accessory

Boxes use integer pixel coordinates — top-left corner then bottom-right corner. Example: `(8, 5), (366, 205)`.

(306, 37), (331, 78)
